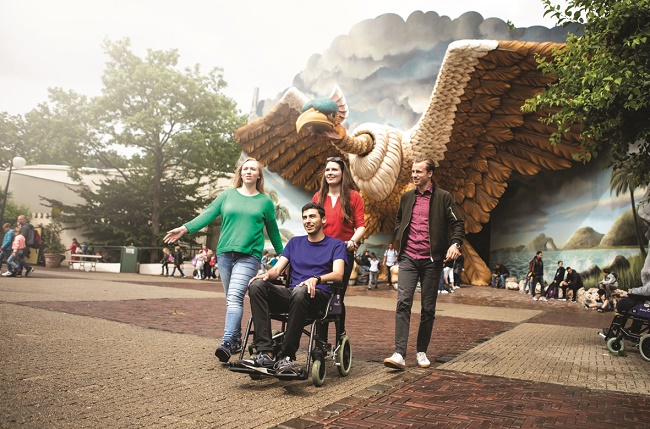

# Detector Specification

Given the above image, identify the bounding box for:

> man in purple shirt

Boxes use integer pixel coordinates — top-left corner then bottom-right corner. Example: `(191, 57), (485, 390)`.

(384, 157), (465, 370)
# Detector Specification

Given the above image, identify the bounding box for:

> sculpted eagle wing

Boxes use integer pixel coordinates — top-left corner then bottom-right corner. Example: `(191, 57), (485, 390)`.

(234, 88), (344, 191)
(408, 40), (582, 234)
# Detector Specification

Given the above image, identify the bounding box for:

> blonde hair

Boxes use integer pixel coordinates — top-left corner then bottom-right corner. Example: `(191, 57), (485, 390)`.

(233, 157), (265, 194)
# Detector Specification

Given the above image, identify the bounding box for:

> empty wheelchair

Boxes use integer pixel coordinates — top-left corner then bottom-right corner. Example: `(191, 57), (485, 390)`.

(601, 296), (650, 361)
(229, 281), (352, 386)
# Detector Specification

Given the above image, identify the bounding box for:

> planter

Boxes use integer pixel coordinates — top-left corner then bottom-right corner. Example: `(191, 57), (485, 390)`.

(44, 253), (64, 268)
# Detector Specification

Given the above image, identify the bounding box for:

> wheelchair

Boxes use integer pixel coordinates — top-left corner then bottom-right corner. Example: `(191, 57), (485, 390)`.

(228, 281), (352, 386)
(600, 296), (650, 361)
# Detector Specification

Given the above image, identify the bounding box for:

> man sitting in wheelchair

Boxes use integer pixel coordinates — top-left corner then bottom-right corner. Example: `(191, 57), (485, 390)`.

(236, 202), (347, 375)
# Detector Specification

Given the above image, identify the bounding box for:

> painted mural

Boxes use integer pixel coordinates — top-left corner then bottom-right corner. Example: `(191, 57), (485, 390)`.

(248, 10), (647, 285)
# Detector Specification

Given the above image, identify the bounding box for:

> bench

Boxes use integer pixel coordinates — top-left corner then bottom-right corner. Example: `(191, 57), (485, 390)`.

(67, 253), (103, 272)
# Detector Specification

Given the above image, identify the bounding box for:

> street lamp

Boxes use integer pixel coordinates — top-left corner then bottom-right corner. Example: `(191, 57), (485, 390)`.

(0, 154), (27, 224)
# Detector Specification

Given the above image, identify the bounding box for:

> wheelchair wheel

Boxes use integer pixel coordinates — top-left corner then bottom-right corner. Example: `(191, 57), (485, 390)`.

(640, 334), (650, 362)
(311, 355), (326, 387)
(336, 335), (352, 377)
(607, 337), (625, 355)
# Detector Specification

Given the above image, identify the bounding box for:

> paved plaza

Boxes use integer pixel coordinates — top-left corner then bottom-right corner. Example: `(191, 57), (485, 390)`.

(1, 269), (649, 428)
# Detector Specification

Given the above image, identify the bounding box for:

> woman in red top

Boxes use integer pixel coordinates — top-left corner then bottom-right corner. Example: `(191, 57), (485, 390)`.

(312, 156), (365, 339)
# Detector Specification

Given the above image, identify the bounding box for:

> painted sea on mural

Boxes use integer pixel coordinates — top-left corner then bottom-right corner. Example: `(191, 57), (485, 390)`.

(490, 248), (642, 284)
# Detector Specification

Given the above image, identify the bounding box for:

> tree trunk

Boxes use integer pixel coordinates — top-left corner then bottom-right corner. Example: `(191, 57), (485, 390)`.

(631, 189), (647, 258)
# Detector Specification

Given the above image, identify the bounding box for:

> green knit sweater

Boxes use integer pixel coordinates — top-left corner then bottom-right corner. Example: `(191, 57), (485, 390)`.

(184, 188), (283, 259)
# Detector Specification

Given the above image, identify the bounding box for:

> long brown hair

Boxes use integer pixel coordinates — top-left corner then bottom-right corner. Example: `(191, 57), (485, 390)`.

(317, 157), (355, 223)
(232, 157), (265, 194)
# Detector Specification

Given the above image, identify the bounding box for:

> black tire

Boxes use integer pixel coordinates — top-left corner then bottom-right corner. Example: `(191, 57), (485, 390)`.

(639, 334), (650, 362)
(607, 337), (625, 355)
(311, 356), (326, 387)
(249, 373), (262, 380)
(336, 335), (352, 377)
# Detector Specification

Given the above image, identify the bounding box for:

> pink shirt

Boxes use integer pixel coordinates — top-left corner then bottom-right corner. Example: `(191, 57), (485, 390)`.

(12, 234), (26, 252)
(403, 185), (432, 259)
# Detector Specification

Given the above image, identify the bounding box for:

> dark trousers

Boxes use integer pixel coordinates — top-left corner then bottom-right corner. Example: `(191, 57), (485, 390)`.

(530, 275), (544, 297)
(161, 261), (169, 275)
(0, 249), (11, 270)
(561, 283), (580, 301)
(394, 254), (441, 356)
(249, 279), (329, 360)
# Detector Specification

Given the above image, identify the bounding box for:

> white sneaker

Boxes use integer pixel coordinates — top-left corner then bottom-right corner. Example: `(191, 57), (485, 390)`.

(384, 352), (406, 370)
(393, 284), (398, 291)
(560, 298), (566, 302)
(539, 297), (547, 302)
(532, 296), (538, 301)
(416, 352), (431, 368)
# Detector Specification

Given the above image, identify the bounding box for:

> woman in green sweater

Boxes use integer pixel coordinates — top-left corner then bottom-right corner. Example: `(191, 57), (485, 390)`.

(164, 158), (284, 362)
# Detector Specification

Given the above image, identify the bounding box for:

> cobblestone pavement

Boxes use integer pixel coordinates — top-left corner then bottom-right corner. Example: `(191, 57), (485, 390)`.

(1, 268), (648, 428)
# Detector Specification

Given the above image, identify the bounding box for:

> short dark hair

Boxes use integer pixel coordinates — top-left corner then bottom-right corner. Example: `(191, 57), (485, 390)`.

(301, 202), (326, 219)
(603, 268), (610, 274)
(536, 251), (542, 255)
(558, 261), (562, 264)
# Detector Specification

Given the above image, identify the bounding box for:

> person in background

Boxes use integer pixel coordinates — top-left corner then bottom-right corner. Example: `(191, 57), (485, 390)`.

(168, 246), (186, 278)
(584, 289), (612, 312)
(1, 223), (15, 273)
(382, 243), (398, 290)
(164, 158), (283, 363)
(491, 263), (510, 289)
(4, 227), (34, 277)
(368, 252), (379, 290)
(598, 268), (618, 299)
(67, 238), (80, 261)
(529, 251), (545, 301)
(160, 248), (171, 276)
(260, 250), (269, 274)
(358, 249), (371, 271)
(546, 261), (565, 300)
(560, 267), (583, 303)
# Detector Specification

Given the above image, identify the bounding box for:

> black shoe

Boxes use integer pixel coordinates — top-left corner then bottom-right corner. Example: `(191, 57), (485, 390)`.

(215, 341), (234, 362)
(236, 353), (276, 370)
(26, 267), (35, 277)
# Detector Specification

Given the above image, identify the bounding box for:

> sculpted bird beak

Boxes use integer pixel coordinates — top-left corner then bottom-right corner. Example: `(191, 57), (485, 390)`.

(296, 108), (345, 140)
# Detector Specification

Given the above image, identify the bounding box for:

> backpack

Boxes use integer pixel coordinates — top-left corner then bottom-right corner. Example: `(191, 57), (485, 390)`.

(25, 225), (41, 249)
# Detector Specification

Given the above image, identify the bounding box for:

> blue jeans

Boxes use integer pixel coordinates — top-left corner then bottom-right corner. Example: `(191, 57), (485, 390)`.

(217, 252), (260, 344)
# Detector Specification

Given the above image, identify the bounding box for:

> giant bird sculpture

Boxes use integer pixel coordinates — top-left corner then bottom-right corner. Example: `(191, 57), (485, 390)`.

(235, 40), (583, 285)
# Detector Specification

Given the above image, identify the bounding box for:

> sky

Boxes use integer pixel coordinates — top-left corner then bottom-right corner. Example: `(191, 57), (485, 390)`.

(0, 0), (567, 116)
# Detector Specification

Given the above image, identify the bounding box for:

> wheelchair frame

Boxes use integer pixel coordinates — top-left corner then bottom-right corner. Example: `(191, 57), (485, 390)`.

(228, 281), (352, 386)
(602, 298), (650, 362)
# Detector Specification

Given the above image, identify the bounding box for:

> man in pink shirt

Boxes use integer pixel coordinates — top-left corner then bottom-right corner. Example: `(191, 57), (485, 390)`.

(384, 157), (464, 370)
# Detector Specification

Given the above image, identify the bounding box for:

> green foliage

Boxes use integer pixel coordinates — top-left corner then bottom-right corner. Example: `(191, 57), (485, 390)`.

(0, 189), (31, 226)
(524, 0), (650, 190)
(55, 175), (209, 247)
(2, 39), (246, 253)
(42, 217), (66, 254)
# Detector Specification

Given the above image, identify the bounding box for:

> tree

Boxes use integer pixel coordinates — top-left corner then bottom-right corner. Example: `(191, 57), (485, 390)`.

(0, 189), (31, 226)
(50, 39), (245, 254)
(610, 165), (647, 257)
(267, 189), (291, 225)
(524, 0), (650, 192)
(49, 176), (209, 247)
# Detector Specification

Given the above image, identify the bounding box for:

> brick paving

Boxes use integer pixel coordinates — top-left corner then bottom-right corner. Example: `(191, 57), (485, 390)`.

(1, 268), (648, 428)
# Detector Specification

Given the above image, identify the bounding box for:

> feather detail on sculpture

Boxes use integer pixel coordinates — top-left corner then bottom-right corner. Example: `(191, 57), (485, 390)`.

(235, 40), (583, 285)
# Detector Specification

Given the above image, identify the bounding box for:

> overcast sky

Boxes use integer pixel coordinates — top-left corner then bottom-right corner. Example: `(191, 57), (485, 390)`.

(0, 0), (567, 116)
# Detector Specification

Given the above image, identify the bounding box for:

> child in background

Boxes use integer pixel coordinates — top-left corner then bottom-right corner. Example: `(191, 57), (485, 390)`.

(160, 248), (171, 276)
(368, 252), (379, 290)
(194, 253), (205, 279)
(169, 246), (185, 278)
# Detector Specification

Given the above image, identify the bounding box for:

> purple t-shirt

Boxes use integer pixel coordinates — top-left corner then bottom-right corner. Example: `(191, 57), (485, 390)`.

(282, 235), (347, 294)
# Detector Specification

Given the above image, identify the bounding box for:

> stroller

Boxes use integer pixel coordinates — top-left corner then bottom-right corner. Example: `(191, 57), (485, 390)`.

(600, 295), (650, 361)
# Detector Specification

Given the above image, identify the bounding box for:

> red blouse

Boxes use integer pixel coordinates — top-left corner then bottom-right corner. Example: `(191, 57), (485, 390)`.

(312, 190), (365, 242)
